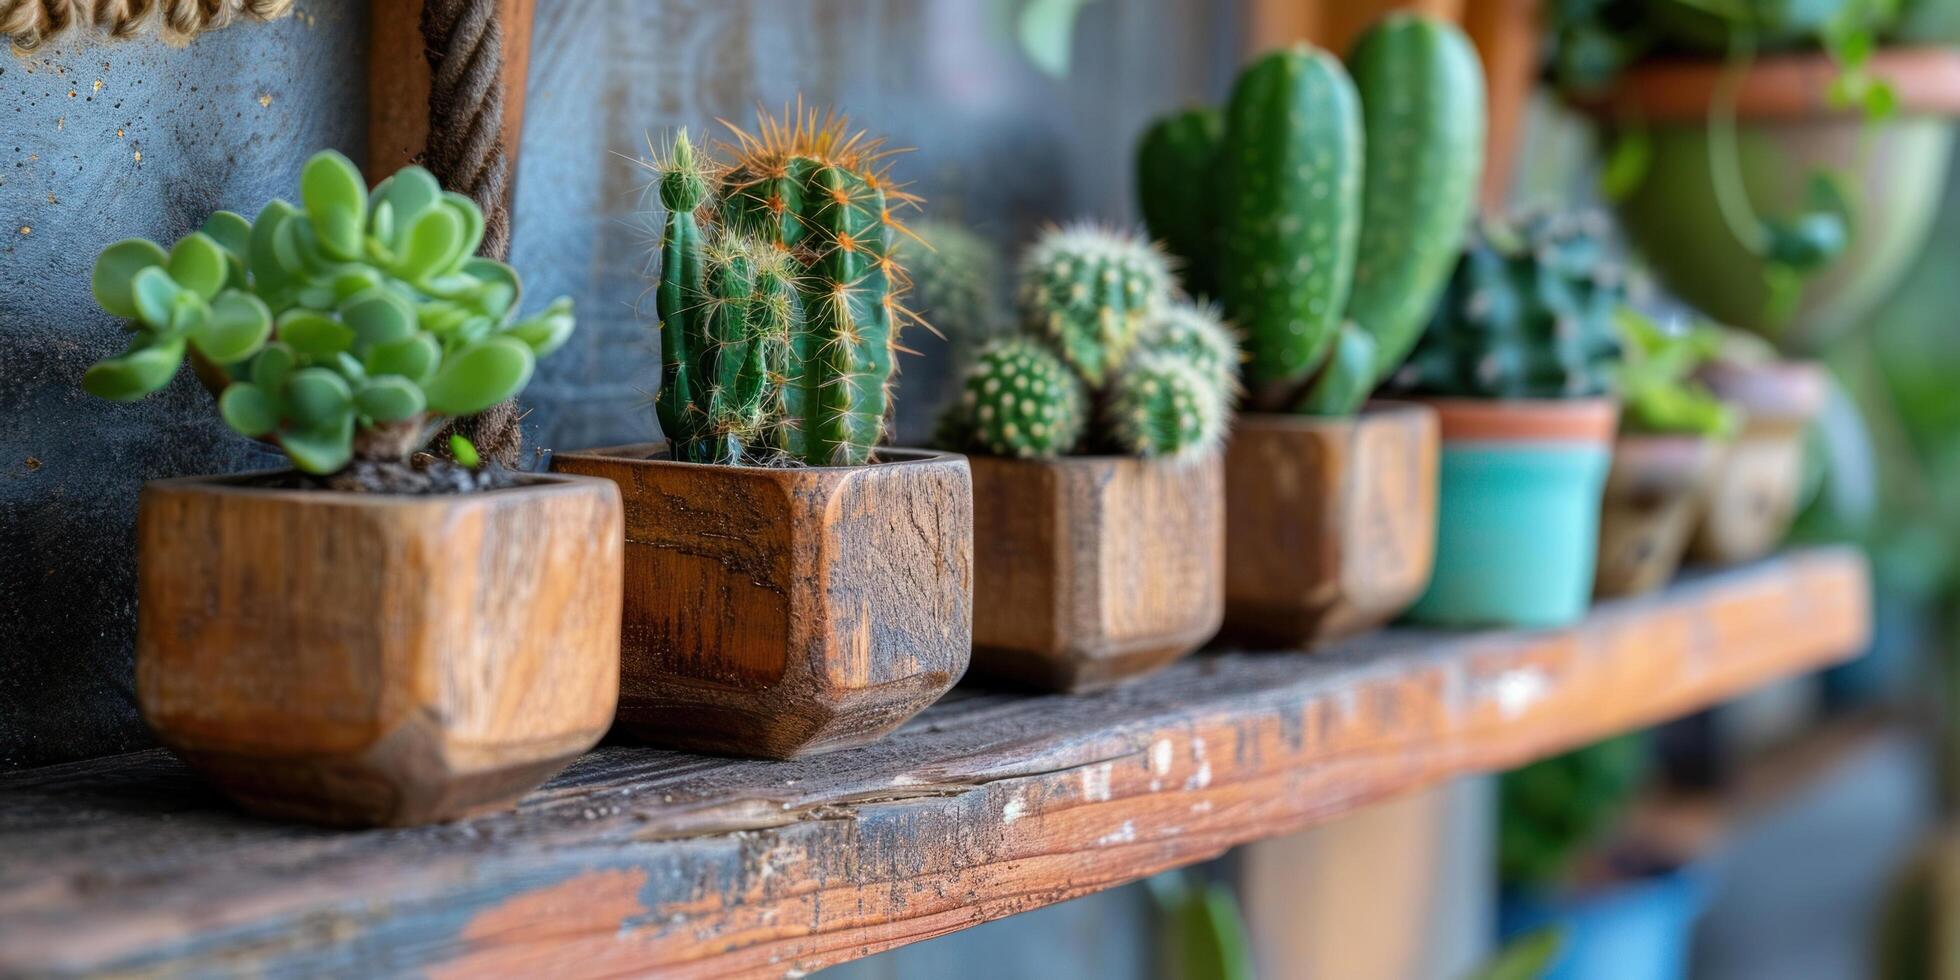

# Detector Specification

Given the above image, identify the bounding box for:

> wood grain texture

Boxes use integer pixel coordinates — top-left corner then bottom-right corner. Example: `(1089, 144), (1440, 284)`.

(0, 549), (1868, 978)
(1223, 404), (1439, 647)
(1596, 435), (1724, 599)
(135, 472), (623, 827)
(550, 444), (974, 759)
(967, 452), (1225, 693)
(365, 0), (536, 180)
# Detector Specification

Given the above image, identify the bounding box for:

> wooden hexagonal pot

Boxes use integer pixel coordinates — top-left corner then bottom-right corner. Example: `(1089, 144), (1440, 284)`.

(1222, 402), (1439, 648)
(966, 450), (1224, 693)
(137, 472), (624, 828)
(551, 444), (972, 759)
(1595, 434), (1726, 599)
(1689, 359), (1828, 566)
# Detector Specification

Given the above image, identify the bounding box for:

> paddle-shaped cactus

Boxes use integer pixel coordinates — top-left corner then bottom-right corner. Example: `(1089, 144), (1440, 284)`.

(81, 149), (575, 474)
(651, 108), (917, 466)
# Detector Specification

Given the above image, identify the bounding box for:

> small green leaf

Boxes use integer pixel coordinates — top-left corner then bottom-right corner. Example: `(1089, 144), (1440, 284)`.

(200, 210), (252, 259)
(91, 239), (169, 319)
(395, 206), (464, 282)
(190, 290), (273, 363)
(374, 166), (441, 237)
(301, 150), (368, 261)
(334, 351), (368, 384)
(252, 342), (297, 390)
(423, 335), (533, 416)
(355, 375), (426, 422)
(340, 287), (418, 348)
(463, 257), (520, 306)
(168, 232), (230, 301)
(416, 299), (472, 336)
(449, 433), (480, 468)
(276, 310), (356, 356)
(285, 366), (354, 428)
(82, 337), (185, 401)
(442, 192), (486, 270)
(364, 333), (441, 384)
(279, 416), (355, 475)
(502, 296), (576, 357)
(218, 381), (280, 437)
(248, 199), (297, 290)
(131, 266), (185, 332)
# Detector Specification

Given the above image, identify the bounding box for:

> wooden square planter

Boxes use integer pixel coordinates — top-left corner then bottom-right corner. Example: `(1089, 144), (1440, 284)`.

(1223, 403), (1439, 648)
(137, 472), (624, 828)
(551, 444), (972, 759)
(966, 451), (1225, 693)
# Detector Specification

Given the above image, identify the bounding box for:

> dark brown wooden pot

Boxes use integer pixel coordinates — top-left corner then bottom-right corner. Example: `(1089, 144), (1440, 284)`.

(1689, 360), (1829, 566)
(550, 444), (972, 759)
(966, 450), (1224, 693)
(136, 472), (624, 828)
(1222, 402), (1439, 648)
(1596, 434), (1726, 599)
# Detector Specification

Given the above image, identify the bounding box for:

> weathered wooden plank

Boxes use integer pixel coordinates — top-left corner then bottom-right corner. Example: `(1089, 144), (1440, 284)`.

(0, 548), (1869, 978)
(365, 0), (537, 180)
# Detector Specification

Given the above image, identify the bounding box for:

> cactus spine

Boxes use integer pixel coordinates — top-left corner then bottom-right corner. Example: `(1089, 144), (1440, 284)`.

(1015, 224), (1173, 388)
(1218, 45), (1364, 407)
(957, 336), (1088, 458)
(1346, 15), (1486, 381)
(652, 108), (916, 466)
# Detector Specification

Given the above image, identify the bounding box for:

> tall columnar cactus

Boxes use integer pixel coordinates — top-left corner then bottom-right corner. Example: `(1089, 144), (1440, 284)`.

(81, 150), (574, 475)
(1397, 211), (1626, 399)
(651, 109), (917, 466)
(1345, 15), (1487, 381)
(1217, 45), (1364, 407)
(1135, 107), (1225, 301)
(1015, 224), (1174, 388)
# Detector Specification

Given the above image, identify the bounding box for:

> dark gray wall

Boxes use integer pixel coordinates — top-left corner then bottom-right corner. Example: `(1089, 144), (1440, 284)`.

(0, 0), (1240, 768)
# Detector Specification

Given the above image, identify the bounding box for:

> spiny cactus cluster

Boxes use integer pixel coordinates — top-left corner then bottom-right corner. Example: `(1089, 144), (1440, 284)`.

(651, 107), (916, 467)
(1395, 211), (1626, 400)
(942, 225), (1238, 461)
(81, 149), (574, 474)
(1135, 14), (1485, 416)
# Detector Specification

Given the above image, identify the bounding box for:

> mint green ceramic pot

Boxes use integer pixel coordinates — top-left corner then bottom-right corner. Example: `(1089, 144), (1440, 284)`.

(1407, 399), (1620, 628)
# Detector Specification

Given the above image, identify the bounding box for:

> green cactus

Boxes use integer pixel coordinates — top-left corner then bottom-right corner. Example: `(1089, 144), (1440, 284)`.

(1293, 321), (1378, 416)
(1397, 211), (1626, 400)
(81, 149), (574, 475)
(1217, 44), (1364, 408)
(951, 336), (1089, 459)
(1614, 308), (1738, 436)
(1107, 353), (1228, 460)
(901, 219), (1005, 353)
(652, 109), (915, 466)
(1138, 300), (1240, 400)
(1015, 224), (1173, 388)
(1135, 107), (1225, 301)
(1345, 15), (1486, 382)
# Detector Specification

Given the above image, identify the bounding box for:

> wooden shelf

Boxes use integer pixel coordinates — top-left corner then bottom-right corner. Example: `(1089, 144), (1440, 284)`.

(0, 548), (1870, 978)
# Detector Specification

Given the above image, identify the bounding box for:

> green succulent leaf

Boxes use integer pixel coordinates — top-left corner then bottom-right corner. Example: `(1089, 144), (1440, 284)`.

(167, 232), (230, 301)
(396, 206), (464, 282)
(284, 366), (354, 429)
(363, 333), (441, 384)
(217, 381), (280, 437)
(339, 287), (418, 348)
(131, 266), (186, 332)
(423, 335), (534, 416)
(355, 375), (426, 422)
(374, 165), (441, 237)
(442, 192), (486, 270)
(190, 290), (274, 363)
(200, 210), (252, 259)
(81, 337), (185, 401)
(502, 296), (576, 357)
(331, 267), (386, 303)
(279, 416), (355, 475)
(449, 433), (481, 468)
(252, 341), (297, 390)
(301, 150), (369, 262)
(276, 310), (355, 356)
(334, 351), (368, 384)
(463, 257), (520, 309)
(248, 199), (298, 291)
(91, 239), (169, 319)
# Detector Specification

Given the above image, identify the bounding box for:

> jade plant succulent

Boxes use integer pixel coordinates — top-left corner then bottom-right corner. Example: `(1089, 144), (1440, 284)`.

(1395, 211), (1626, 400)
(1614, 308), (1739, 436)
(650, 109), (916, 467)
(81, 149), (574, 475)
(939, 224), (1238, 461)
(1134, 15), (1486, 417)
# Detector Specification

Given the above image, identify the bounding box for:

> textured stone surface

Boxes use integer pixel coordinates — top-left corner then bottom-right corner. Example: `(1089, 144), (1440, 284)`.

(0, 0), (1240, 768)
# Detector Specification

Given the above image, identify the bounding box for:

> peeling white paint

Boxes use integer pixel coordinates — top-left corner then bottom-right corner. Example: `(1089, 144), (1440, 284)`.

(1097, 820), (1137, 845)
(1190, 800), (1213, 814)
(1184, 737), (1212, 790)
(1081, 762), (1114, 802)
(1486, 667), (1551, 719)
(1002, 792), (1027, 824)
(1150, 738), (1174, 774)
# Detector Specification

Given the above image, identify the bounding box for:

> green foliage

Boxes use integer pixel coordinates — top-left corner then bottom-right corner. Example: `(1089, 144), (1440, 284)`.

(1615, 308), (1740, 436)
(1499, 734), (1649, 887)
(1134, 107), (1225, 301)
(449, 434), (481, 469)
(651, 111), (913, 467)
(939, 226), (1238, 461)
(81, 149), (574, 475)
(1294, 321), (1378, 417)
(1468, 928), (1565, 980)
(1147, 870), (1256, 980)
(1397, 211), (1626, 400)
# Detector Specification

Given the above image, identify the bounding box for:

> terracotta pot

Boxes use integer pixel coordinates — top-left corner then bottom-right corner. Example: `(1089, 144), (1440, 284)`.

(551, 444), (972, 759)
(967, 451), (1223, 692)
(137, 472), (624, 827)
(1577, 48), (1960, 351)
(1689, 360), (1829, 566)
(1222, 403), (1439, 648)
(1408, 398), (1620, 628)
(1595, 434), (1727, 599)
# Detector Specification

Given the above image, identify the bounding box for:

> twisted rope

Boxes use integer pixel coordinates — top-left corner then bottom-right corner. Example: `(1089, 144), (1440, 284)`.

(2, 0), (290, 52)
(420, 0), (523, 466)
